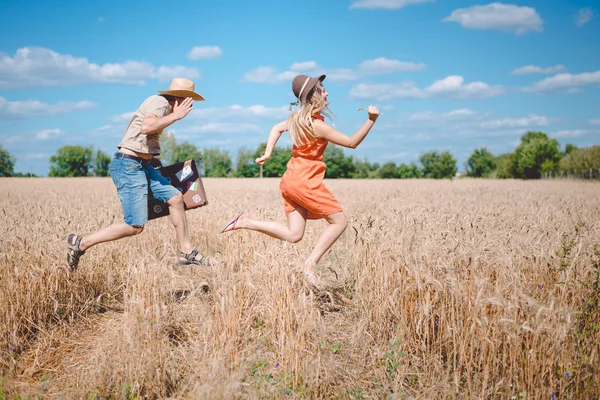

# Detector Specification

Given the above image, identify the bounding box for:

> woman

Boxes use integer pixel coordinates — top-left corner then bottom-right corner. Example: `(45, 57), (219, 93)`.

(220, 74), (379, 287)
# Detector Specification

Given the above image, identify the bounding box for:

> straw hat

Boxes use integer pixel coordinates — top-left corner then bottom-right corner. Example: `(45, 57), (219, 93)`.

(158, 78), (204, 101)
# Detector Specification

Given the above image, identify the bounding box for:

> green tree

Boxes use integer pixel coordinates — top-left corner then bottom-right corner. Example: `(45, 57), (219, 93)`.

(12, 172), (37, 177)
(49, 145), (93, 177)
(492, 153), (514, 179)
(93, 149), (111, 177)
(559, 145), (600, 172)
(466, 147), (496, 177)
(172, 142), (202, 164)
(158, 131), (177, 165)
(352, 157), (373, 179)
(324, 145), (355, 178)
(0, 145), (16, 177)
(203, 148), (232, 177)
(564, 143), (579, 156)
(376, 161), (399, 179)
(397, 162), (422, 178)
(510, 131), (561, 179)
(235, 147), (259, 178)
(253, 143), (292, 177)
(419, 150), (457, 179)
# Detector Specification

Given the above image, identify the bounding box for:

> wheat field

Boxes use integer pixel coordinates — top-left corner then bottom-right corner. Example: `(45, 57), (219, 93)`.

(0, 177), (599, 399)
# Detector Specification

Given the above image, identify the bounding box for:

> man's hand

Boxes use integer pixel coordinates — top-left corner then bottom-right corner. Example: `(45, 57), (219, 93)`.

(172, 97), (194, 121)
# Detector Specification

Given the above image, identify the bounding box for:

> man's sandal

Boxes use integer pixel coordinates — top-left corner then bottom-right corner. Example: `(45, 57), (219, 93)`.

(179, 249), (211, 266)
(66, 233), (85, 272)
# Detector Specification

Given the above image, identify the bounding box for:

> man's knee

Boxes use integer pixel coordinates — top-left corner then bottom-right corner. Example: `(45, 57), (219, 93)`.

(129, 225), (145, 235)
(166, 192), (184, 207)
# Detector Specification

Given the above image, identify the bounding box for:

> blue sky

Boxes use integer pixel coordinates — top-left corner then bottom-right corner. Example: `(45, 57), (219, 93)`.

(1, 0), (599, 176)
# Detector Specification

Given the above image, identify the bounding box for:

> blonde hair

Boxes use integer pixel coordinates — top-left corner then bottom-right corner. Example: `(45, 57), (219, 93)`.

(287, 85), (334, 147)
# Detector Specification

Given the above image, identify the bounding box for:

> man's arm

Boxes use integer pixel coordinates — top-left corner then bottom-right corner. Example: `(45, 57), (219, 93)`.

(140, 97), (194, 135)
(140, 113), (179, 135)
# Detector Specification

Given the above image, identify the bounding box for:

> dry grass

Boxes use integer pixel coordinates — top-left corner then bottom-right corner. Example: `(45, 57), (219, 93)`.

(1, 177), (599, 399)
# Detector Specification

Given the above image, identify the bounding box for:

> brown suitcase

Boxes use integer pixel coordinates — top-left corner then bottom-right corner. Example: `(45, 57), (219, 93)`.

(148, 159), (208, 220)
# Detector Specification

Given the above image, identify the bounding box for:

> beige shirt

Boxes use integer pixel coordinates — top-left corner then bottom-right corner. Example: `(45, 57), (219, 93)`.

(117, 95), (170, 155)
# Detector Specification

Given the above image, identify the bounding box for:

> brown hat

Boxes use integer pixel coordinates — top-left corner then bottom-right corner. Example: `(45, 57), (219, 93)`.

(158, 78), (205, 101)
(292, 74), (326, 103)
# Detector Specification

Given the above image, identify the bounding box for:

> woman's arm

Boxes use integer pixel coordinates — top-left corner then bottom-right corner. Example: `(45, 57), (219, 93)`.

(314, 105), (380, 149)
(255, 120), (288, 164)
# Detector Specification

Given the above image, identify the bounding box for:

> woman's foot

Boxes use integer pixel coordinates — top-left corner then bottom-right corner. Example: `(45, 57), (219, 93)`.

(302, 259), (320, 289)
(220, 212), (246, 233)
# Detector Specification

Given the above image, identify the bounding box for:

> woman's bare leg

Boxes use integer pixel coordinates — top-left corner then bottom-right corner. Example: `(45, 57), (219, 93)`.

(222, 207), (308, 243)
(303, 212), (348, 284)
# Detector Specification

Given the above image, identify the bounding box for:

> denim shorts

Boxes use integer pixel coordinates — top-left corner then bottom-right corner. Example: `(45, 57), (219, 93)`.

(109, 155), (180, 227)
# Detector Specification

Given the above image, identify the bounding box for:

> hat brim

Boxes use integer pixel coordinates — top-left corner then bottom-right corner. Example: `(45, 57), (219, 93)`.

(157, 90), (204, 101)
(300, 74), (326, 102)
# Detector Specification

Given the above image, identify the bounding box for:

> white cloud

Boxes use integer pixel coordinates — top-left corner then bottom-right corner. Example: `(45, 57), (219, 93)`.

(551, 129), (589, 138)
(110, 112), (135, 123)
(290, 61), (320, 71)
(511, 64), (566, 75)
(244, 57), (425, 85)
(349, 0), (434, 10)
(183, 122), (263, 134)
(0, 96), (97, 118)
(446, 109), (477, 118)
(479, 114), (549, 129)
(190, 104), (289, 122)
(350, 75), (504, 100)
(154, 65), (201, 82)
(350, 81), (421, 100)
(326, 68), (360, 82)
(575, 7), (593, 27)
(97, 17), (106, 23)
(378, 109), (554, 140)
(90, 125), (114, 136)
(358, 57), (427, 74)
(23, 153), (49, 159)
(443, 3), (543, 35)
(243, 66), (297, 84)
(406, 109), (478, 121)
(187, 46), (223, 60)
(589, 118), (600, 125)
(0, 47), (200, 88)
(524, 70), (600, 93)
(35, 129), (64, 140)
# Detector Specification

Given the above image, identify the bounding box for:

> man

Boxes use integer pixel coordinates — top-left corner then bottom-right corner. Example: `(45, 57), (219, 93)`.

(66, 78), (213, 271)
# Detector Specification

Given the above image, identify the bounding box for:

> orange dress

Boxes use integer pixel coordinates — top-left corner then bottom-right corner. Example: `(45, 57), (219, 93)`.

(279, 114), (343, 219)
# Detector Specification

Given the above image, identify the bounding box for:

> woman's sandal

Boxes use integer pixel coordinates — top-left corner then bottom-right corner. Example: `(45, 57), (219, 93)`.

(220, 212), (243, 233)
(66, 233), (85, 272)
(179, 249), (212, 266)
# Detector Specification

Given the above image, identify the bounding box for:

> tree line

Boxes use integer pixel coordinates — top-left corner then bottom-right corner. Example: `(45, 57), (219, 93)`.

(1, 131), (598, 179)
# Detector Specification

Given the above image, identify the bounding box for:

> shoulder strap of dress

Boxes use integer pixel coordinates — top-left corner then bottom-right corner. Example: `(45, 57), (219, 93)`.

(311, 113), (325, 122)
